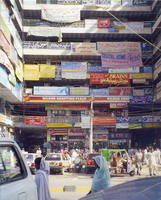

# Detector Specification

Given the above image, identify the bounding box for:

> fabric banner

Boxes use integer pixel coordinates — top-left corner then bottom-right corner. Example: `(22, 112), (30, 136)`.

(28, 27), (61, 38)
(130, 96), (153, 104)
(110, 103), (128, 108)
(109, 67), (139, 73)
(93, 116), (116, 126)
(90, 88), (109, 96)
(41, 6), (82, 23)
(0, 49), (14, 75)
(61, 62), (87, 79)
(97, 42), (141, 54)
(98, 19), (111, 28)
(90, 73), (130, 85)
(130, 73), (152, 79)
(24, 64), (40, 80)
(70, 87), (89, 95)
(87, 63), (108, 72)
(0, 30), (10, 56)
(71, 43), (96, 55)
(34, 87), (68, 96)
(109, 87), (133, 96)
(40, 64), (56, 78)
(24, 116), (47, 125)
(45, 104), (88, 110)
(101, 53), (143, 68)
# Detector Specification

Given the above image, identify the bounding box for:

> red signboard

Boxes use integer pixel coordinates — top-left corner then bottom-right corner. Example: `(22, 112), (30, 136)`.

(109, 87), (133, 96)
(90, 73), (130, 85)
(45, 104), (88, 110)
(93, 116), (116, 126)
(98, 18), (111, 28)
(48, 129), (68, 135)
(24, 116), (47, 125)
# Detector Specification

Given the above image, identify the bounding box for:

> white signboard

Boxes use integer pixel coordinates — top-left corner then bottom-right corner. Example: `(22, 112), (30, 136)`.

(33, 87), (68, 96)
(109, 67), (139, 73)
(116, 123), (129, 129)
(81, 116), (90, 129)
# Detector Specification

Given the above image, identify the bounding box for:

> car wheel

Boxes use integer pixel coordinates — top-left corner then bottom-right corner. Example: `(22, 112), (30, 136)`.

(129, 171), (135, 176)
(61, 168), (64, 175)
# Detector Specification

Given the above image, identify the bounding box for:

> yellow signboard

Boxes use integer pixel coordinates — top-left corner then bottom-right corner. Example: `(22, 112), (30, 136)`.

(143, 123), (161, 128)
(47, 123), (72, 128)
(130, 73), (152, 79)
(40, 64), (56, 78)
(129, 123), (142, 129)
(24, 64), (40, 80)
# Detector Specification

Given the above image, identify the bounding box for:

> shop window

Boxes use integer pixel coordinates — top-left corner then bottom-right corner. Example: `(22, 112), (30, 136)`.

(0, 146), (26, 185)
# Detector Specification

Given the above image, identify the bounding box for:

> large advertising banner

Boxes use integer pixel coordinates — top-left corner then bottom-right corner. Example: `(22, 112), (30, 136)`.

(97, 42), (142, 54)
(71, 43), (96, 55)
(130, 96), (153, 104)
(101, 53), (143, 68)
(93, 116), (116, 126)
(33, 87), (69, 96)
(90, 73), (130, 85)
(61, 62), (87, 79)
(24, 116), (47, 125)
(45, 104), (88, 110)
(40, 64), (56, 78)
(24, 64), (40, 80)
(109, 87), (133, 96)
(41, 6), (82, 23)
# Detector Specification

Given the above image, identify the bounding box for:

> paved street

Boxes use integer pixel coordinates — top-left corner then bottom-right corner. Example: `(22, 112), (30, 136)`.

(48, 166), (161, 200)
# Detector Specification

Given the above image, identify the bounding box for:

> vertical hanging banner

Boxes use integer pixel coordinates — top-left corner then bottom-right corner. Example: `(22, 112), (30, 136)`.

(101, 53), (143, 68)
(97, 19), (111, 28)
(90, 73), (130, 85)
(41, 5), (82, 23)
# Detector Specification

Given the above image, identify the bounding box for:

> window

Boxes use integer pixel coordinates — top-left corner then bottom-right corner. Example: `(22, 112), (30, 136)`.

(0, 146), (25, 185)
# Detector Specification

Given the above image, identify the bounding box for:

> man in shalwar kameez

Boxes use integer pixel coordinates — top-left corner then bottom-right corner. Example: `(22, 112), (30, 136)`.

(35, 157), (51, 200)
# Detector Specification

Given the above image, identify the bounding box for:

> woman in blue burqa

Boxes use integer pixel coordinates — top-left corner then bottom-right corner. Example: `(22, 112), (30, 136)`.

(90, 155), (111, 193)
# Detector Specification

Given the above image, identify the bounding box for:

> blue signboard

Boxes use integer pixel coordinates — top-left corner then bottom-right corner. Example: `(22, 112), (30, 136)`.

(143, 66), (152, 73)
(87, 63), (108, 72)
(90, 88), (109, 96)
(141, 42), (153, 59)
(130, 96), (153, 104)
(116, 117), (129, 123)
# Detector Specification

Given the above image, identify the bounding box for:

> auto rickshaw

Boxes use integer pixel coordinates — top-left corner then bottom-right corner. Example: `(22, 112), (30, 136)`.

(101, 149), (135, 176)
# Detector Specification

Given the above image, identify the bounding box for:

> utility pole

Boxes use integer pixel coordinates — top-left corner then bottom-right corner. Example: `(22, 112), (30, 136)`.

(89, 97), (94, 153)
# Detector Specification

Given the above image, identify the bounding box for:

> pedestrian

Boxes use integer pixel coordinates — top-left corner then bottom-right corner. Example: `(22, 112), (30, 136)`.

(34, 157), (51, 200)
(88, 155), (111, 194)
(36, 148), (42, 157)
(147, 147), (157, 176)
(135, 148), (143, 175)
(154, 147), (161, 165)
(143, 147), (148, 165)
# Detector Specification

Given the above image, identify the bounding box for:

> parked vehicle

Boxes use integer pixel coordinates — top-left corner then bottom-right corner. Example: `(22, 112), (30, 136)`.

(45, 153), (71, 175)
(0, 138), (38, 200)
(24, 153), (39, 174)
(85, 153), (100, 174)
(101, 149), (135, 176)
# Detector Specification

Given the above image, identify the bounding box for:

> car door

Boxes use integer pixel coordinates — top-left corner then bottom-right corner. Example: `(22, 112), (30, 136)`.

(0, 143), (38, 200)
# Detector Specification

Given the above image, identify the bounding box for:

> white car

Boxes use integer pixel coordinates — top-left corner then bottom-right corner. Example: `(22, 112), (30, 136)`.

(0, 138), (38, 200)
(24, 153), (39, 174)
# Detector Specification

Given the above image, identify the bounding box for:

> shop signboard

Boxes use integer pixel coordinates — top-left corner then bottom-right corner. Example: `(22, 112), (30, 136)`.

(98, 0), (110, 4)
(110, 103), (128, 108)
(143, 123), (161, 128)
(24, 116), (47, 125)
(40, 64), (56, 78)
(0, 49), (14, 75)
(23, 41), (48, 49)
(70, 87), (89, 96)
(93, 128), (109, 135)
(132, 79), (146, 84)
(109, 87), (133, 96)
(61, 62), (87, 79)
(93, 135), (108, 141)
(93, 96), (130, 103)
(142, 116), (161, 123)
(0, 66), (10, 88)
(101, 53), (143, 68)
(33, 87), (68, 96)
(15, 64), (23, 82)
(48, 129), (68, 135)
(68, 136), (85, 141)
(57, 0), (82, 4)
(24, 64), (40, 80)
(111, 0), (121, 5)
(129, 123), (142, 129)
(141, 42), (153, 58)
(129, 116), (142, 124)
(133, 0), (148, 5)
(130, 96), (153, 104)
(109, 133), (131, 139)
(109, 139), (126, 143)
(45, 104), (88, 110)
(97, 42), (142, 54)
(90, 73), (130, 85)
(133, 89), (144, 96)
(93, 116), (116, 126)
(98, 18), (111, 28)
(41, 5), (82, 23)
(116, 123), (129, 128)
(109, 67), (139, 73)
(71, 43), (96, 55)
(122, 0), (133, 5)
(130, 73), (152, 79)
(90, 88), (108, 96)
(143, 66), (152, 73)
(144, 88), (153, 96)
(0, 30), (10, 56)
(87, 63), (108, 73)
(47, 123), (72, 127)
(68, 128), (85, 136)
(116, 117), (130, 123)
(55, 65), (62, 80)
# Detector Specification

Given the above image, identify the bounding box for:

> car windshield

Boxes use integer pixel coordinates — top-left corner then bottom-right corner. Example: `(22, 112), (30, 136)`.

(88, 154), (100, 160)
(25, 154), (34, 160)
(45, 154), (61, 161)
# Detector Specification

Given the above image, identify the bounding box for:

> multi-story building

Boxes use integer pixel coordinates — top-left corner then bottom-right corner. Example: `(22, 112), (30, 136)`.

(1, 0), (161, 152)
